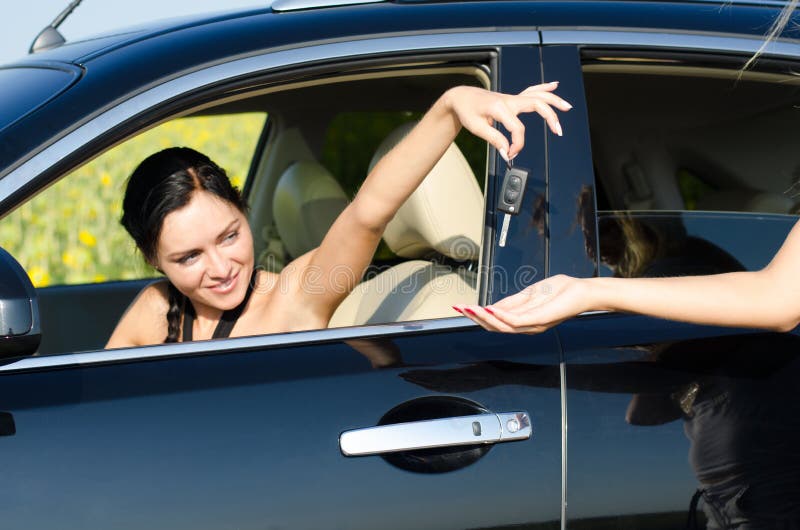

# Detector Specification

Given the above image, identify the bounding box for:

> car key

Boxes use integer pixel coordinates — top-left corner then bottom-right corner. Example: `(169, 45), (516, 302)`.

(497, 159), (529, 247)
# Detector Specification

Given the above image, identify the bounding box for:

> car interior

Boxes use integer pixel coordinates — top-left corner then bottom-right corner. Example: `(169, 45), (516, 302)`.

(237, 66), (490, 326)
(583, 54), (800, 213)
(30, 60), (491, 355)
(583, 54), (800, 277)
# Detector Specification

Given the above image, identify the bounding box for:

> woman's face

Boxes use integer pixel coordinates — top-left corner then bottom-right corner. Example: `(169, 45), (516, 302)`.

(155, 190), (254, 316)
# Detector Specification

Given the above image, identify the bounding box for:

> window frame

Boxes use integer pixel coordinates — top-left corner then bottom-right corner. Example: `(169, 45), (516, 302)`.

(0, 31), (545, 372)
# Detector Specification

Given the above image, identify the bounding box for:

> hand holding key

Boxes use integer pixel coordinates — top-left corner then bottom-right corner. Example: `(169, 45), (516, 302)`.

(443, 84), (570, 248)
(445, 83), (571, 161)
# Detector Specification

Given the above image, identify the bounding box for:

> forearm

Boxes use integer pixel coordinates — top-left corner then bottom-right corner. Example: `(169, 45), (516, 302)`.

(585, 270), (800, 331)
(353, 88), (461, 229)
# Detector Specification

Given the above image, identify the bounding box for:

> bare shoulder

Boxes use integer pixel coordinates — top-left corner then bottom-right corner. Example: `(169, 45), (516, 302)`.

(267, 252), (334, 327)
(235, 266), (327, 334)
(105, 279), (171, 348)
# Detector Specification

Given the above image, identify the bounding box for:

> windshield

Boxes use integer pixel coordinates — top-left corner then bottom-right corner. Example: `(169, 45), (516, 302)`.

(0, 66), (80, 135)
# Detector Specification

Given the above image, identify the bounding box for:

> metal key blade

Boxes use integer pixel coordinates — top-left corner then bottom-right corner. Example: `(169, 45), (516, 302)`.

(499, 213), (511, 247)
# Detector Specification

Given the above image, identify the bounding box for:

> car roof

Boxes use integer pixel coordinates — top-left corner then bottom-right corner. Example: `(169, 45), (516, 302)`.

(0, 0), (794, 181)
(10, 0), (793, 67)
(11, 7), (274, 66)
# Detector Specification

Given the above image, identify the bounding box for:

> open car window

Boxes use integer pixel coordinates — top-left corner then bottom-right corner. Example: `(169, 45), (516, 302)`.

(244, 66), (489, 328)
(6, 61), (491, 356)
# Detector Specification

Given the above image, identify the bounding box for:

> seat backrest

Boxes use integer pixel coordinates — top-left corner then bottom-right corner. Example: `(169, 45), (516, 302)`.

(271, 160), (349, 260)
(329, 122), (483, 327)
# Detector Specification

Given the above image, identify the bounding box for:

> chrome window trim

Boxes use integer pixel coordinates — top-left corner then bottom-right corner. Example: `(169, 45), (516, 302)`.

(541, 28), (800, 58)
(0, 317), (476, 373)
(0, 29), (537, 199)
(272, 0), (382, 11)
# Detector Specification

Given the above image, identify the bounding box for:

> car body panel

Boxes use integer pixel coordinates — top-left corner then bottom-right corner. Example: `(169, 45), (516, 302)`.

(0, 327), (563, 529)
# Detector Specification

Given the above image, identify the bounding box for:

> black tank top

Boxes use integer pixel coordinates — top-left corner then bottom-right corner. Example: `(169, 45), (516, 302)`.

(181, 270), (257, 341)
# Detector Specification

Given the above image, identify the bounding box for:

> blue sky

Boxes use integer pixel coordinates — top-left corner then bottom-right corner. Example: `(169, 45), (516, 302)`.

(0, 1), (268, 65)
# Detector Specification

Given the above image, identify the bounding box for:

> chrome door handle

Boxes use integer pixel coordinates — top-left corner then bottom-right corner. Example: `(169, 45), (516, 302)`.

(340, 411), (532, 456)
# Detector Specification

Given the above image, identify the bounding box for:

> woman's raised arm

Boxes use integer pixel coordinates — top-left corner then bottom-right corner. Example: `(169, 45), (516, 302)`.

(284, 84), (571, 323)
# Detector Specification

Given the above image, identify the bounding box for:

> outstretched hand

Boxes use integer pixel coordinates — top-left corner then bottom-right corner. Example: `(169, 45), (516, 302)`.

(453, 275), (590, 334)
(445, 83), (571, 161)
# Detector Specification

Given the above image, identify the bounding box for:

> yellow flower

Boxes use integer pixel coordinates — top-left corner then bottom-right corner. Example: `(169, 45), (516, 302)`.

(230, 175), (243, 189)
(78, 230), (97, 247)
(62, 252), (76, 267)
(100, 171), (112, 187)
(93, 274), (107, 283)
(28, 266), (51, 287)
(196, 130), (211, 145)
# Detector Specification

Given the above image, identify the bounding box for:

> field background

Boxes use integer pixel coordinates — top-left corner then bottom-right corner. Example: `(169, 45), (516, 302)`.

(1, 109), (487, 288)
(0, 113), (266, 287)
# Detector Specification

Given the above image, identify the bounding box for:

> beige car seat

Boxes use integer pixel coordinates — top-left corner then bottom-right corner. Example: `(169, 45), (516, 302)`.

(328, 122), (483, 327)
(271, 160), (350, 259)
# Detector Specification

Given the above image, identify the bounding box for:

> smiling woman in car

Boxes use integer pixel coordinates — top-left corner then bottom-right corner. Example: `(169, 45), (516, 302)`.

(105, 83), (571, 347)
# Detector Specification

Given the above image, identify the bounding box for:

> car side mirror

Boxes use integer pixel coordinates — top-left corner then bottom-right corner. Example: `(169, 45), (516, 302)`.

(0, 247), (41, 359)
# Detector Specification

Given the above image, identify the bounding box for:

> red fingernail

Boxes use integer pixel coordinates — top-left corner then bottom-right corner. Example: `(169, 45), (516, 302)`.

(484, 307), (495, 315)
(452, 306), (464, 314)
(464, 308), (478, 316)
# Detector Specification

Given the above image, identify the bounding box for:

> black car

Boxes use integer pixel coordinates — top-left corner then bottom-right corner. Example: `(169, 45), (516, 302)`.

(1, 0), (799, 528)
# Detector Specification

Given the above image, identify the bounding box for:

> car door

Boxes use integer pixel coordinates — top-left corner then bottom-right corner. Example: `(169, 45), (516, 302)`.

(0, 35), (564, 529)
(542, 35), (800, 528)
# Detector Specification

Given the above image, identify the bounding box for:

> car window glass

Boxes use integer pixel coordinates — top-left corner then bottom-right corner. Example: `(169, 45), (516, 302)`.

(0, 112), (266, 287)
(583, 59), (800, 277)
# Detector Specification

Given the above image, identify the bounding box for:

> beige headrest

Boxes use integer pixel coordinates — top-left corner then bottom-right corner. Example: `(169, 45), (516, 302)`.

(369, 122), (484, 261)
(272, 161), (349, 258)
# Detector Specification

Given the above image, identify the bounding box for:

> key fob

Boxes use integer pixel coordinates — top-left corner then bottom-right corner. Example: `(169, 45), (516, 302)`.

(497, 166), (529, 247)
(498, 166), (529, 215)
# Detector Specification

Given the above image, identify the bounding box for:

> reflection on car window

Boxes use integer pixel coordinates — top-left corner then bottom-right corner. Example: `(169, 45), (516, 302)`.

(0, 112), (266, 287)
(584, 59), (800, 277)
(584, 61), (800, 216)
(597, 211), (796, 277)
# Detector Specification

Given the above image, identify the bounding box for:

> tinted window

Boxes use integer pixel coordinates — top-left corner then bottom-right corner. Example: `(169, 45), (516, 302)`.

(0, 67), (79, 134)
(584, 58), (800, 277)
(584, 61), (800, 215)
(597, 211), (795, 277)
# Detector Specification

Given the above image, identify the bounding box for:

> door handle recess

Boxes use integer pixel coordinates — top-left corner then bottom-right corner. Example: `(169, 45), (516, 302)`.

(340, 411), (531, 456)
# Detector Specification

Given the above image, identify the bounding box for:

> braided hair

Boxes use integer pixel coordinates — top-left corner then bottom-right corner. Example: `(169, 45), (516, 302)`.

(120, 147), (248, 342)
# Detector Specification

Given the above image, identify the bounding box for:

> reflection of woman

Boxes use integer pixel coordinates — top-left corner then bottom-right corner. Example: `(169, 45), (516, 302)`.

(106, 84), (571, 347)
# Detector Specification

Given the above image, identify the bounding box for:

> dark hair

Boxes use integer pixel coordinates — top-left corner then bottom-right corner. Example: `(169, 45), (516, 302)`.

(121, 147), (248, 342)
